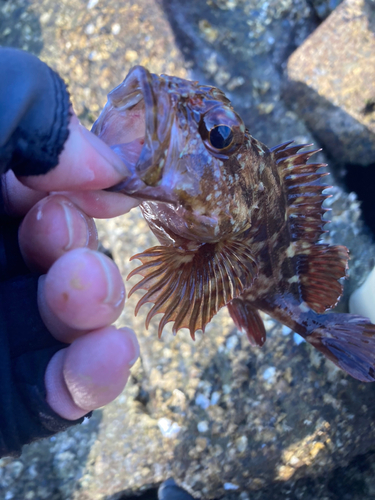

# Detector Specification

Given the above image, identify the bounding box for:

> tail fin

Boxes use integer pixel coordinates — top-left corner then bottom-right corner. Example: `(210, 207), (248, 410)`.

(306, 314), (375, 382)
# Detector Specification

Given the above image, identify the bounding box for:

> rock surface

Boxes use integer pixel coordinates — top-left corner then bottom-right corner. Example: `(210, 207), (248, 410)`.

(89, 187), (375, 500)
(161, 0), (319, 149)
(0, 0), (375, 499)
(309, 0), (344, 19)
(284, 0), (375, 166)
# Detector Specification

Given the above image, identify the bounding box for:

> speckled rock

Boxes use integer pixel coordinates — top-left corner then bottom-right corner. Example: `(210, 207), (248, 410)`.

(284, 0), (375, 166)
(1, 0), (375, 499)
(0, 412), (101, 500)
(160, 0), (320, 149)
(0, 0), (188, 128)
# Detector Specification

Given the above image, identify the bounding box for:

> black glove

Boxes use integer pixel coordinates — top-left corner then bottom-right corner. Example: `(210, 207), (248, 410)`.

(0, 48), (89, 458)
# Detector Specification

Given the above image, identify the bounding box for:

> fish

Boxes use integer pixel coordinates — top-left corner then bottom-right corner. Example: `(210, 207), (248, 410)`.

(92, 66), (375, 382)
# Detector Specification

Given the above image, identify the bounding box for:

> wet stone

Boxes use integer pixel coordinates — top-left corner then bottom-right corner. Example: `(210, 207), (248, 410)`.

(161, 0), (320, 149)
(1, 0), (375, 499)
(284, 0), (375, 166)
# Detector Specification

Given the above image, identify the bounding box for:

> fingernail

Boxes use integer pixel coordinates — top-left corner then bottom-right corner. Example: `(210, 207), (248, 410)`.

(119, 327), (140, 367)
(62, 327), (134, 412)
(90, 250), (125, 307)
(58, 199), (90, 250)
(80, 125), (129, 175)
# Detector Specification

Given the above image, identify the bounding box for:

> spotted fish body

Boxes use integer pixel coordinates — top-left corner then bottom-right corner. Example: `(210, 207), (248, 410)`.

(93, 66), (375, 382)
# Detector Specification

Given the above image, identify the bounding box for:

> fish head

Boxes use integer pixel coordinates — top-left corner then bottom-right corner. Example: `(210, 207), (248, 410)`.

(92, 66), (252, 242)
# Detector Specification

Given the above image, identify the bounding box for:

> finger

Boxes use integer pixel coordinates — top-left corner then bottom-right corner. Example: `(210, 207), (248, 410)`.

(19, 194), (98, 273)
(2, 169), (47, 217)
(38, 248), (125, 343)
(55, 189), (139, 218)
(18, 113), (132, 192)
(45, 326), (140, 420)
(3, 165), (138, 220)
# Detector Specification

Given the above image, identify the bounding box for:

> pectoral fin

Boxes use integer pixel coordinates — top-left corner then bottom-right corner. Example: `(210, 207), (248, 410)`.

(128, 240), (258, 338)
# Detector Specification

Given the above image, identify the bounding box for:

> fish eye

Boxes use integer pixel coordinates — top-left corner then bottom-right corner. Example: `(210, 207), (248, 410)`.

(198, 105), (245, 157)
(209, 125), (234, 150)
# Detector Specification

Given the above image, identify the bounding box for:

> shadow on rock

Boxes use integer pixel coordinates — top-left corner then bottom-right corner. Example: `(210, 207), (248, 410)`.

(344, 161), (375, 238)
(0, 411), (103, 500)
(167, 318), (375, 498)
(0, 0), (43, 54)
(283, 81), (375, 168)
(159, 0), (319, 149)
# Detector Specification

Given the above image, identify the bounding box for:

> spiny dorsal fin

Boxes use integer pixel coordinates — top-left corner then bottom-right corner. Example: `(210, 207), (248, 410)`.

(269, 140), (296, 155)
(273, 141), (330, 243)
(273, 142), (349, 313)
(128, 241), (258, 338)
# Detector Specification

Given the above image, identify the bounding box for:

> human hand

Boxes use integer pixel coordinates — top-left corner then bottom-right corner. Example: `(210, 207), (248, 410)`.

(3, 113), (140, 421)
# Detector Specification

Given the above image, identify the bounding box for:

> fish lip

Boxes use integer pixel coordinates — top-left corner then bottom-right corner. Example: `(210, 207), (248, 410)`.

(119, 65), (163, 181)
(92, 66), (176, 202)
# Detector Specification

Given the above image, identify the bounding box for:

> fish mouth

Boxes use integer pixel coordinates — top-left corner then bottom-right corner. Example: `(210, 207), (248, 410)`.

(92, 66), (176, 202)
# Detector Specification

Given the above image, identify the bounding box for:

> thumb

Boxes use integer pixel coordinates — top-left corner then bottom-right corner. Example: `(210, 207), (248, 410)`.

(19, 113), (131, 192)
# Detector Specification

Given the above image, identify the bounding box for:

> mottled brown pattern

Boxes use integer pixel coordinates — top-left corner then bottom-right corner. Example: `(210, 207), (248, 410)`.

(93, 66), (375, 382)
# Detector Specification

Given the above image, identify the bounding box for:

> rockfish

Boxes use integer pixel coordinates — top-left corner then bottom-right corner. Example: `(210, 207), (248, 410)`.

(92, 66), (375, 382)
